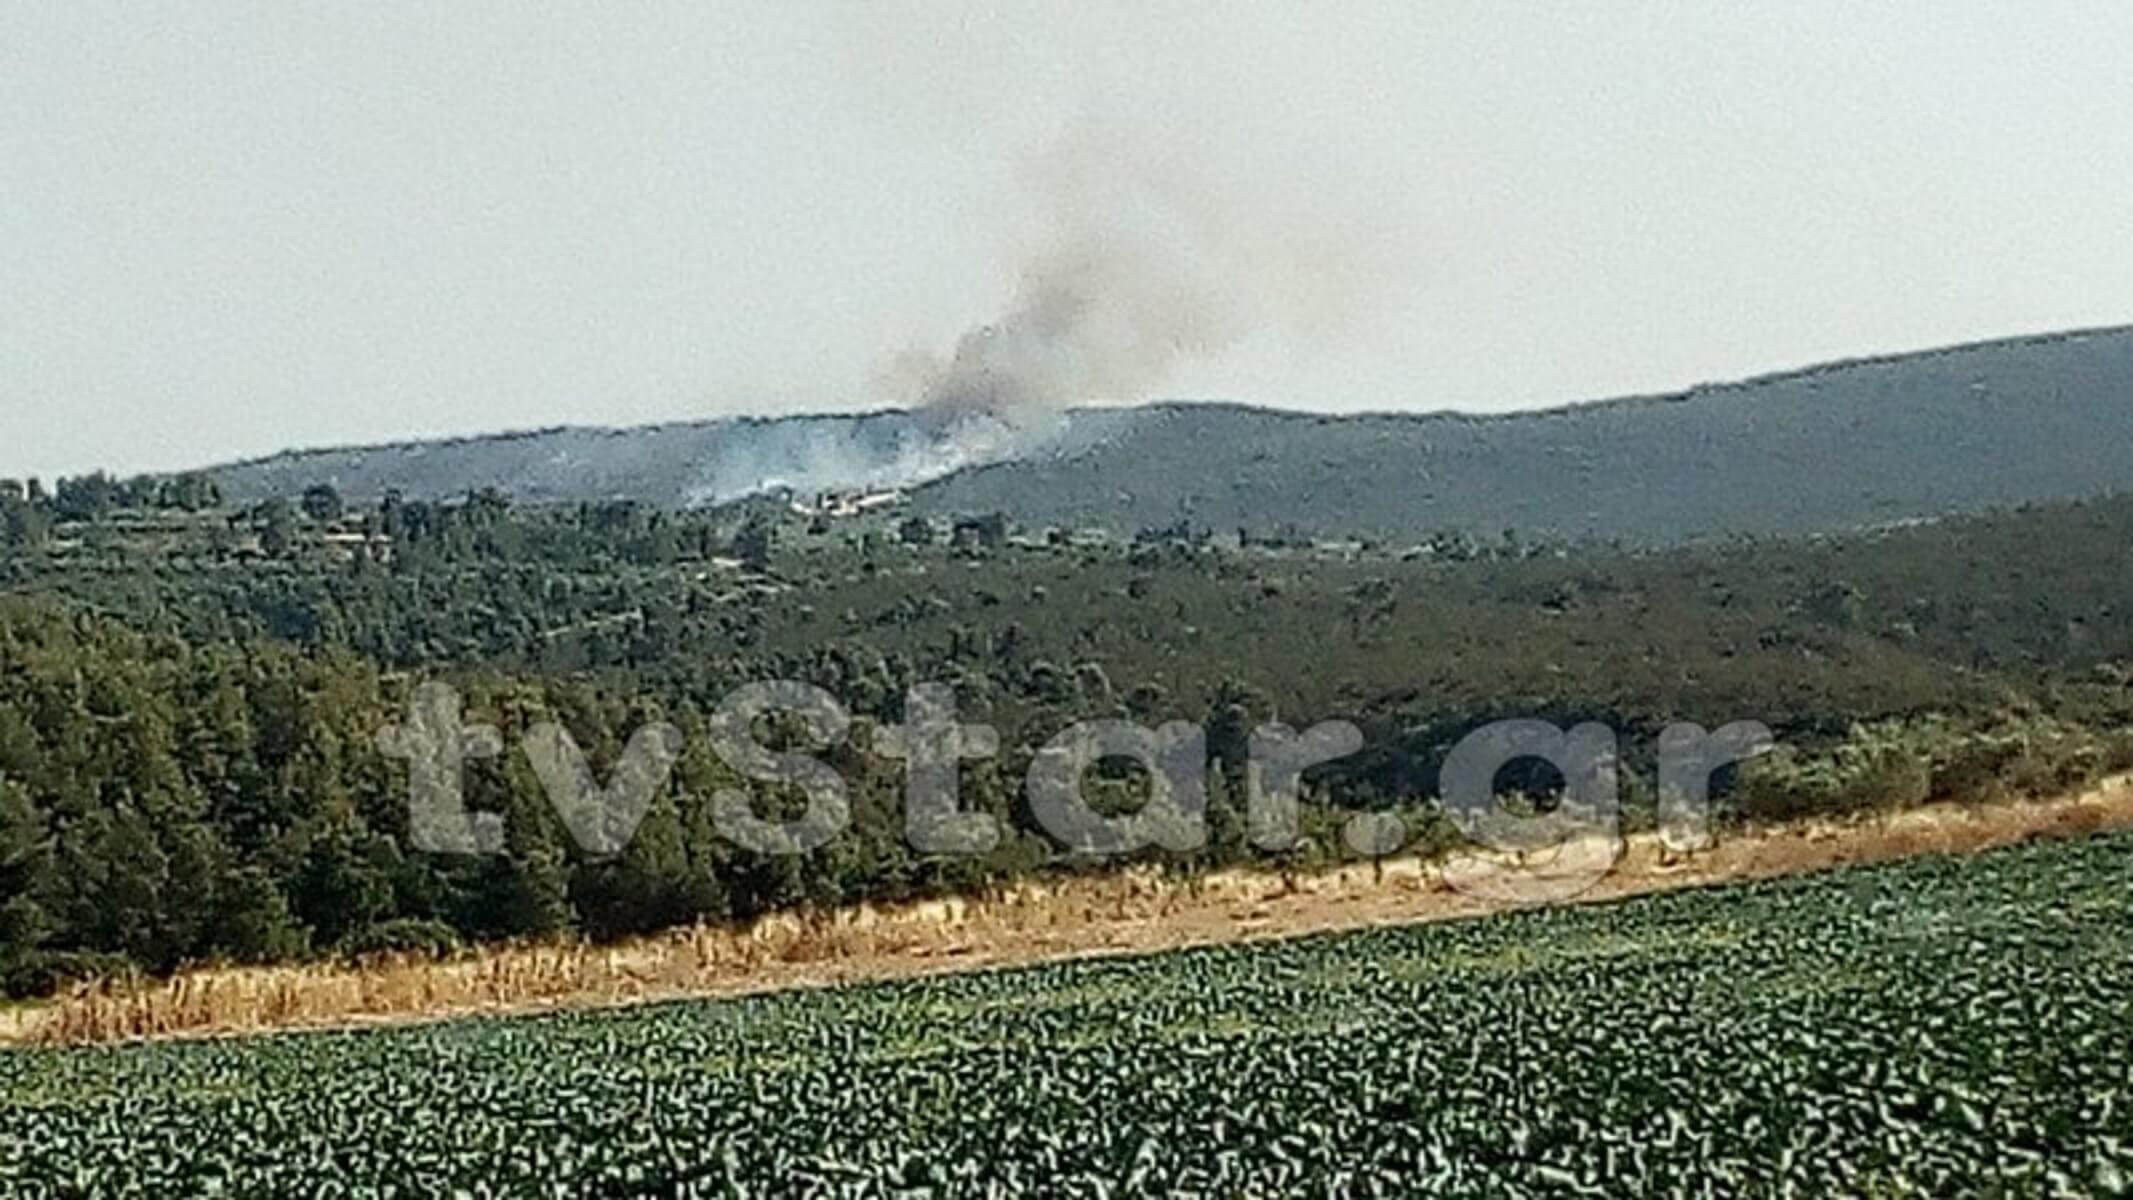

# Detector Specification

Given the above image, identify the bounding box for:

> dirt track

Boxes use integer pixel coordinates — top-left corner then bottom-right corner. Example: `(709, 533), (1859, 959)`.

(16, 778), (2133, 1046)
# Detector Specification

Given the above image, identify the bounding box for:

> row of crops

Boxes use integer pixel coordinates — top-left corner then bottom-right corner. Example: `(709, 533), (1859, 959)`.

(4, 830), (2130, 1196)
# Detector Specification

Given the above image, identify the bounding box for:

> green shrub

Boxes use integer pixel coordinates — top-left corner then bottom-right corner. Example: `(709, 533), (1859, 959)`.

(337, 919), (464, 963)
(1, 950), (135, 999)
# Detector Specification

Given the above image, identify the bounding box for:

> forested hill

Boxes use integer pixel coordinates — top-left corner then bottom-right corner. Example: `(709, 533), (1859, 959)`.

(913, 326), (2133, 543)
(205, 325), (2133, 544)
(209, 410), (951, 512)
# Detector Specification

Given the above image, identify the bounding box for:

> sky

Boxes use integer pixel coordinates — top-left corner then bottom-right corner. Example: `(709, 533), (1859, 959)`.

(5, 1), (2132, 480)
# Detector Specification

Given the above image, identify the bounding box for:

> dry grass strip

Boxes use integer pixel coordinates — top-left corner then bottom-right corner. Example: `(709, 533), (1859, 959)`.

(16, 777), (2132, 1047)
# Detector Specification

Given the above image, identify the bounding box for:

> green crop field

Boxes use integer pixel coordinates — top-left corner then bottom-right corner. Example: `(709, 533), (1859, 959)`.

(4, 833), (2130, 1197)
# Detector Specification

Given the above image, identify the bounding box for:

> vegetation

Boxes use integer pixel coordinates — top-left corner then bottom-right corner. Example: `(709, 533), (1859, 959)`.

(4, 829), (2128, 1193)
(2, 464), (2133, 996)
(201, 325), (2133, 544)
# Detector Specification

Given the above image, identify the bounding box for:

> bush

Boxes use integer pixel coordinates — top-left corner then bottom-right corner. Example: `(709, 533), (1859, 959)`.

(337, 919), (464, 963)
(2, 950), (136, 999)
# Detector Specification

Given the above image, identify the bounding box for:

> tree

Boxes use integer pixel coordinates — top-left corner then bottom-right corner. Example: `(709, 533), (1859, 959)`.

(52, 472), (119, 522)
(159, 472), (222, 512)
(0, 778), (54, 991)
(463, 487), (511, 527)
(377, 490), (405, 539)
(255, 499), (299, 557)
(0, 498), (50, 550)
(301, 483), (344, 524)
(952, 512), (1008, 550)
(71, 806), (171, 967)
(571, 802), (719, 938)
(733, 517), (774, 572)
(460, 849), (575, 940)
(287, 827), (394, 947)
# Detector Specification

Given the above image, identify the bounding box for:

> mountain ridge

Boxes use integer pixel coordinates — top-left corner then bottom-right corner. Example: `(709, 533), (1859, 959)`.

(203, 323), (2133, 545)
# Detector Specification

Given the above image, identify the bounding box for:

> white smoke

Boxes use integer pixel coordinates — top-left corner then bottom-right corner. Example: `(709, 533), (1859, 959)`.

(690, 121), (1387, 507)
(682, 414), (1028, 508)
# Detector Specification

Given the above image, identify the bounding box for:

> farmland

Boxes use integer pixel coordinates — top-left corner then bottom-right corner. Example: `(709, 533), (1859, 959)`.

(3, 829), (2129, 1196)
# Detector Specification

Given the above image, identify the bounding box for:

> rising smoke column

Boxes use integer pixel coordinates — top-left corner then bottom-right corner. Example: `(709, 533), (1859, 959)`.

(684, 122), (1384, 507)
(897, 124), (1270, 436)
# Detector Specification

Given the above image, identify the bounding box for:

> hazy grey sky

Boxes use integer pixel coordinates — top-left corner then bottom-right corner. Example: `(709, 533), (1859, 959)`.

(6, 2), (2131, 479)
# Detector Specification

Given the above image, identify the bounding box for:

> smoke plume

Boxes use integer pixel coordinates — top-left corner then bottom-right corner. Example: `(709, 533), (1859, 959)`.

(888, 121), (1372, 436)
(690, 122), (1386, 507)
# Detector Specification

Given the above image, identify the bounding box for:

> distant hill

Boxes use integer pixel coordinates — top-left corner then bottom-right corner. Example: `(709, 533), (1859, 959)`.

(208, 410), (954, 511)
(208, 325), (2133, 544)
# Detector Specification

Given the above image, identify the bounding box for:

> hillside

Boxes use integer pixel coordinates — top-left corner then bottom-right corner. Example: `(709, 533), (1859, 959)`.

(205, 325), (2133, 543)
(16, 437), (2133, 1028)
(915, 327), (2133, 543)
(208, 410), (951, 510)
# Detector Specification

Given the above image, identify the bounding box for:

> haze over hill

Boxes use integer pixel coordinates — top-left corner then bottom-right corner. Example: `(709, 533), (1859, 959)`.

(205, 325), (2133, 545)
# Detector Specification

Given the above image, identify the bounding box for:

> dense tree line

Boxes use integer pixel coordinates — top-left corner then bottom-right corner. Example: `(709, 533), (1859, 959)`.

(1, 472), (224, 536)
(2, 488), (2132, 994)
